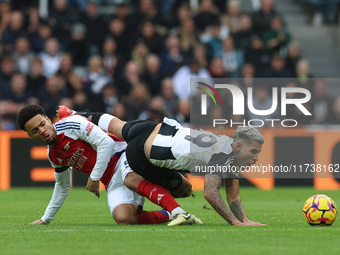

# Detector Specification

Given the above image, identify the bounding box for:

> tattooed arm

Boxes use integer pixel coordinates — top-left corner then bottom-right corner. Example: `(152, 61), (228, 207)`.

(224, 178), (249, 222)
(204, 174), (240, 225)
(224, 178), (266, 226)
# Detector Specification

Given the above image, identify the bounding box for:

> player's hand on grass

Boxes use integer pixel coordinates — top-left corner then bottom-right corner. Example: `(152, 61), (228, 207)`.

(232, 221), (266, 226)
(86, 177), (100, 198)
(29, 219), (46, 225)
(244, 220), (266, 226)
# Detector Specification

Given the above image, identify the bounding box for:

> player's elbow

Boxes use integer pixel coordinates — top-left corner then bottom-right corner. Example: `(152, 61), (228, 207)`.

(227, 194), (241, 205)
(104, 136), (115, 148)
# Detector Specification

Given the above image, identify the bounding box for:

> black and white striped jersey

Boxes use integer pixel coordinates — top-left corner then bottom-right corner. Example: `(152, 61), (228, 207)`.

(149, 118), (234, 175)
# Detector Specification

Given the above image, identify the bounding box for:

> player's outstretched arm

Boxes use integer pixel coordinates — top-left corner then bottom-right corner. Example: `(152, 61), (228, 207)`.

(225, 178), (248, 222)
(29, 168), (72, 225)
(225, 178), (266, 226)
(204, 174), (241, 225)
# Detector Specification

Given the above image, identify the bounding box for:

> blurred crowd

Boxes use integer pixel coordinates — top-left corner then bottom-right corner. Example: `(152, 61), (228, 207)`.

(0, 0), (339, 130)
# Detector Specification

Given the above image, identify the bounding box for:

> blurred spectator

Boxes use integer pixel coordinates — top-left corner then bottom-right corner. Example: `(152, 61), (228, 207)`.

(27, 58), (46, 95)
(101, 36), (120, 76)
(112, 101), (133, 121)
(138, 96), (165, 121)
(252, 0), (279, 35)
(131, 39), (149, 74)
(194, 0), (219, 32)
(115, 60), (141, 98)
(241, 63), (257, 90)
(232, 13), (256, 51)
(140, 54), (163, 96)
(134, 0), (167, 28)
(1, 10), (27, 53)
(168, 2), (191, 29)
(82, 55), (112, 99)
(27, 7), (40, 35)
(310, 79), (333, 124)
(208, 58), (227, 78)
(139, 20), (164, 55)
(12, 37), (35, 75)
(79, 0), (108, 55)
(262, 16), (291, 55)
(48, 0), (74, 49)
(0, 72), (38, 128)
(160, 77), (179, 118)
(286, 43), (302, 76)
(159, 36), (184, 77)
(220, 0), (241, 34)
(296, 59), (314, 90)
(68, 22), (89, 66)
(221, 36), (244, 78)
(56, 54), (83, 95)
(1, 72), (38, 106)
(173, 58), (211, 100)
(112, 3), (136, 34)
(0, 55), (16, 96)
(0, 0), (11, 35)
(193, 43), (209, 69)
(175, 99), (190, 126)
(245, 35), (270, 75)
(126, 82), (150, 119)
(170, 17), (199, 55)
(39, 75), (70, 118)
(38, 37), (63, 78)
(262, 54), (293, 78)
(203, 22), (223, 58)
(108, 18), (132, 57)
(72, 90), (90, 112)
(29, 22), (53, 54)
(92, 84), (119, 113)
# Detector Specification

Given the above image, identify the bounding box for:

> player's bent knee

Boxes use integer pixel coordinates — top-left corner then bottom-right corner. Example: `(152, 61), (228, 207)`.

(114, 216), (138, 225)
(112, 204), (138, 225)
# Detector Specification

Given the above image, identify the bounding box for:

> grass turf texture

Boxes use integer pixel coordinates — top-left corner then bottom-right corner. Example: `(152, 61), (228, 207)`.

(1, 187), (339, 255)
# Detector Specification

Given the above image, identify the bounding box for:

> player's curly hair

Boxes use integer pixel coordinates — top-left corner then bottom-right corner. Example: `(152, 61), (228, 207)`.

(17, 104), (46, 131)
(234, 126), (264, 144)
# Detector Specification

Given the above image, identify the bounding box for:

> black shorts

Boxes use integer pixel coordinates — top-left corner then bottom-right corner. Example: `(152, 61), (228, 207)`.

(122, 120), (183, 191)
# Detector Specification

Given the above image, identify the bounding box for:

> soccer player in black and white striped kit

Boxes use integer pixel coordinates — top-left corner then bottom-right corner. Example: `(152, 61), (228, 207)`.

(58, 106), (266, 226)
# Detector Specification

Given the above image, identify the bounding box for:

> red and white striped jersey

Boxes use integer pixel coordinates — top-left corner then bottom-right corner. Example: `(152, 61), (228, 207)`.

(47, 115), (126, 188)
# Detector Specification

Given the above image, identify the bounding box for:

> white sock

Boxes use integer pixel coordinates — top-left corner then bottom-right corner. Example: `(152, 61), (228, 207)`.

(98, 114), (116, 132)
(171, 207), (186, 216)
(166, 211), (173, 221)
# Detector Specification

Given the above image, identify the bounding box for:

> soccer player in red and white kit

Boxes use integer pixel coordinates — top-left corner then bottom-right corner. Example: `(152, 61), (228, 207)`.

(17, 105), (202, 226)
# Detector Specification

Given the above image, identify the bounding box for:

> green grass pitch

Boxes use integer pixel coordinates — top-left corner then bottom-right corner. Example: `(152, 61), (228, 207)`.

(1, 187), (339, 255)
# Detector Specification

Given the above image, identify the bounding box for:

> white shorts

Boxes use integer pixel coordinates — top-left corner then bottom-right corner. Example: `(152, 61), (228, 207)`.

(106, 152), (145, 214)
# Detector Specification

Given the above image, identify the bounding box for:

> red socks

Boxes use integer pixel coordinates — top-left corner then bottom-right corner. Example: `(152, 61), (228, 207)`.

(136, 180), (180, 213)
(137, 210), (169, 224)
